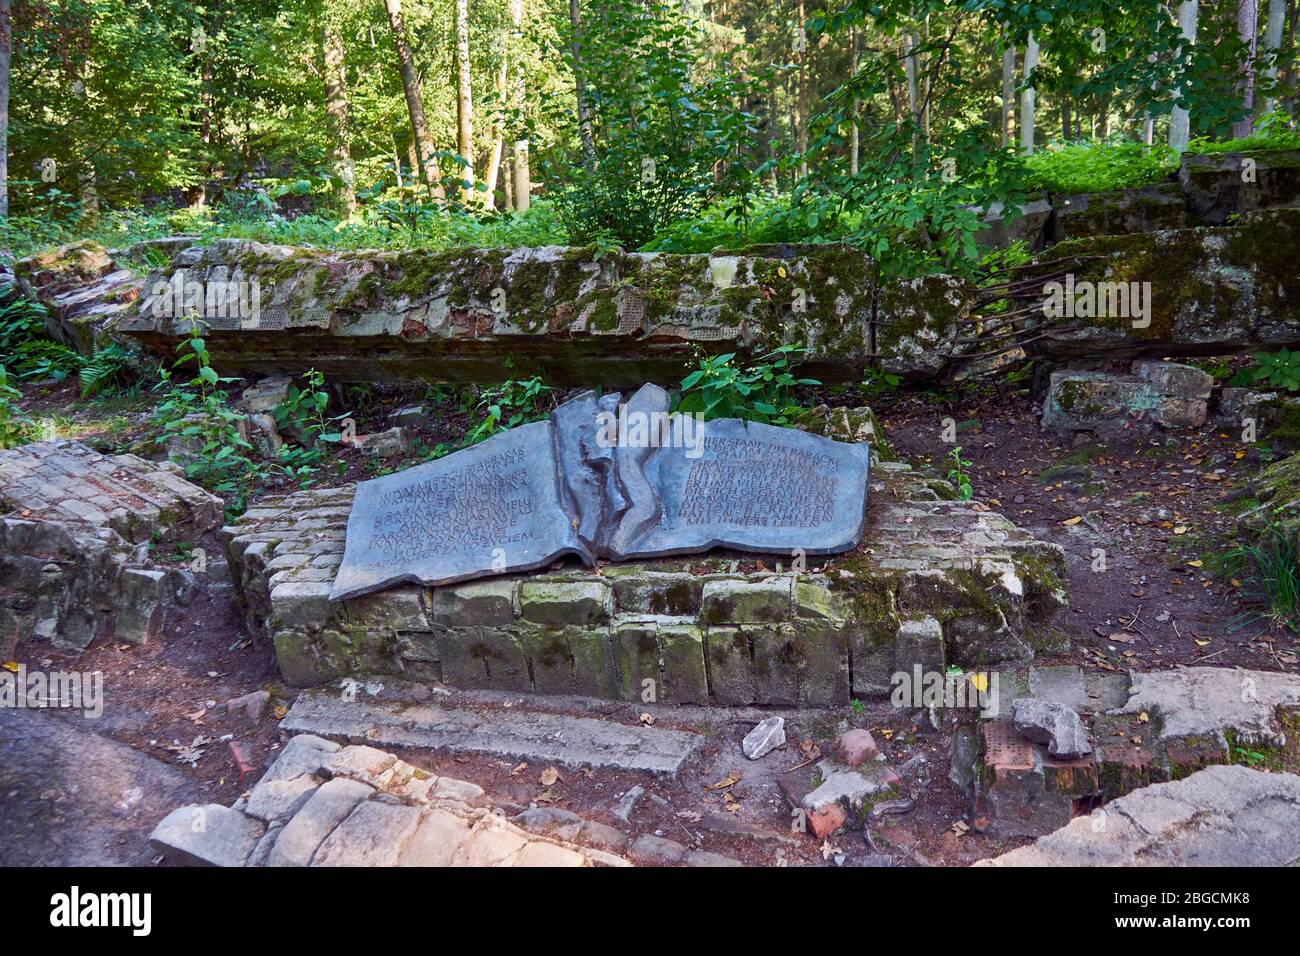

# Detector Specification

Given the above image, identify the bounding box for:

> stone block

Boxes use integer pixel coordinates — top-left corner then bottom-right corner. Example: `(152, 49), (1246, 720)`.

(426, 578), (517, 626)
(518, 580), (611, 626)
(149, 804), (264, 867)
(436, 627), (532, 693)
(700, 576), (793, 624)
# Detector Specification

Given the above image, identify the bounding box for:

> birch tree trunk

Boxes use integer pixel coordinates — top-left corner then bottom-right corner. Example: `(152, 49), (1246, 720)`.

(510, 0), (530, 212)
(1263, 0), (1287, 110)
(849, 25), (859, 175)
(1233, 0), (1259, 138)
(1019, 32), (1039, 155)
(1168, 1), (1198, 152)
(568, 0), (594, 163)
(454, 0), (476, 205)
(1000, 43), (1016, 149)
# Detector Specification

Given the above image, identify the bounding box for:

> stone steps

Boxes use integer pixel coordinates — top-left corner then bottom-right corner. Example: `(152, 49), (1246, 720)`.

(280, 690), (703, 777)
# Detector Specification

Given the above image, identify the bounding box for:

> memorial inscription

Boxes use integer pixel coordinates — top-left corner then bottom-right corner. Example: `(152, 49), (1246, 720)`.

(330, 385), (870, 601)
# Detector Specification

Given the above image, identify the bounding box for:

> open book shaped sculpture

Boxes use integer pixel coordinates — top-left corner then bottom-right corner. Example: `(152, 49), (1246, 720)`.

(329, 384), (870, 602)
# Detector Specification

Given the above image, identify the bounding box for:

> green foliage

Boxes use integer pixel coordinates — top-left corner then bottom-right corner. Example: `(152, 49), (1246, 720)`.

(270, 369), (350, 487)
(153, 322), (256, 504)
(78, 343), (137, 398)
(0, 365), (32, 449)
(464, 376), (555, 446)
(552, 0), (766, 247)
(676, 345), (818, 426)
(643, 193), (848, 254)
(946, 445), (974, 501)
(1024, 141), (1177, 195)
(0, 295), (82, 381)
(1230, 349), (1300, 393)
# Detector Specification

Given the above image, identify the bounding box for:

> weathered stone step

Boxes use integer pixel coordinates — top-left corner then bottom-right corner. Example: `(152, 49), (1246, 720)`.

(280, 691), (703, 776)
(980, 764), (1300, 866)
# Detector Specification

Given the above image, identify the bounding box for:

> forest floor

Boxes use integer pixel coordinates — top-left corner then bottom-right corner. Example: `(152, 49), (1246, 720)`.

(3, 365), (1298, 867)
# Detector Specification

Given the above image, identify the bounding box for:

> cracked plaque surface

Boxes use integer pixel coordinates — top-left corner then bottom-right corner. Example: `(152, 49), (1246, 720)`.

(331, 386), (869, 601)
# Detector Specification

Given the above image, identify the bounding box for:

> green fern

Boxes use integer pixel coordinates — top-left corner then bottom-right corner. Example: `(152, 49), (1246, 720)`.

(78, 343), (135, 398)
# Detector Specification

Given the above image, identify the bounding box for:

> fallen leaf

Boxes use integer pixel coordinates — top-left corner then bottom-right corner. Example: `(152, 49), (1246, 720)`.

(706, 773), (741, 791)
(1061, 516), (1083, 526)
(1173, 526), (1189, 535)
(510, 762), (528, 776)
(539, 766), (559, 787)
(1139, 711), (1150, 723)
(638, 712), (655, 726)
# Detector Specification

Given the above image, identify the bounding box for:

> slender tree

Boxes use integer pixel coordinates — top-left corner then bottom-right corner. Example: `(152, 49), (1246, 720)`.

(510, 0), (530, 211)
(454, 0), (476, 205)
(1233, 0), (1259, 138)
(0, 0), (10, 220)
(1020, 32), (1039, 155)
(1263, 0), (1288, 111)
(382, 0), (443, 198)
(323, 18), (356, 217)
(1000, 41), (1016, 149)
(1169, 1), (1199, 152)
(568, 0), (594, 162)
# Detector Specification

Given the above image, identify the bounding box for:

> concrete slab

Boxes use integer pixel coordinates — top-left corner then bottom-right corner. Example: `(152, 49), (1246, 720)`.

(281, 691), (703, 776)
(0, 707), (197, 865)
(980, 764), (1300, 866)
(1117, 666), (1300, 746)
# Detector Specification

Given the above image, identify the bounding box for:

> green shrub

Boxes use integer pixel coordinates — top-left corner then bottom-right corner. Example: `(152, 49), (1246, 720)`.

(464, 376), (555, 446)
(0, 365), (31, 449)
(78, 343), (138, 398)
(1230, 348), (1300, 393)
(153, 322), (256, 506)
(1232, 530), (1300, 632)
(1024, 141), (1178, 195)
(675, 345), (818, 426)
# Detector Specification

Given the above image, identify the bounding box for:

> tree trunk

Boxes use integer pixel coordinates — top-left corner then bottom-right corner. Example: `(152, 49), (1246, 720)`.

(1062, 99), (1072, 142)
(510, 0), (530, 212)
(323, 24), (356, 217)
(904, 28), (919, 150)
(1000, 43), (1016, 149)
(1234, 0), (1259, 138)
(568, 0), (594, 163)
(1020, 32), (1039, 155)
(796, 0), (808, 178)
(0, 0), (10, 220)
(383, 0), (443, 198)
(1169, 1), (1199, 151)
(1263, 0), (1287, 110)
(849, 26), (860, 175)
(454, 0), (476, 205)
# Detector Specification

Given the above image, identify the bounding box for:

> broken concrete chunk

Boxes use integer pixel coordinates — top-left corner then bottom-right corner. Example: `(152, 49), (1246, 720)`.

(1012, 697), (1092, 758)
(742, 716), (786, 760)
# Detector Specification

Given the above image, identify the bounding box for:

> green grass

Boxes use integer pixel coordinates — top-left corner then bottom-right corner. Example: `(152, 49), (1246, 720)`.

(1187, 129), (1300, 154)
(1231, 530), (1300, 632)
